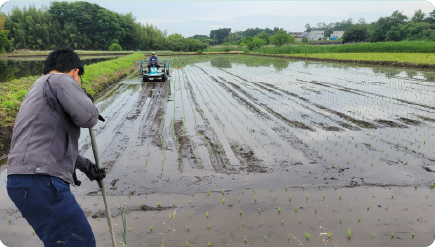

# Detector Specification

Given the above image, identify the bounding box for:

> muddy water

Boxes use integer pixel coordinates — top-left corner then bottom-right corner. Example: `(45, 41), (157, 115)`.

(1, 55), (435, 246)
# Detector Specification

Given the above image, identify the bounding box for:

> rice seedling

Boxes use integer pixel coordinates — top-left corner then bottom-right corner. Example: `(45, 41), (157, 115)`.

(207, 225), (210, 230)
(241, 222), (245, 227)
(282, 219), (284, 225)
(254, 196), (257, 202)
(289, 195), (292, 201)
(347, 228), (352, 239)
(150, 226), (153, 231)
(305, 232), (310, 239)
(238, 197), (240, 203)
(299, 218), (302, 224)
(295, 207), (298, 213)
(412, 232), (415, 238)
(327, 232), (333, 239)
(339, 193), (342, 199)
(189, 213), (191, 218)
(222, 198), (225, 204)
(358, 217), (361, 223)
(157, 202), (161, 207)
(391, 232), (395, 238)
(207, 191), (210, 196)
(315, 204), (317, 211)
(245, 237), (247, 244)
(367, 205), (370, 211)
(339, 218), (342, 223)
(206, 212), (209, 218)
(240, 210), (242, 216)
(288, 234), (290, 241)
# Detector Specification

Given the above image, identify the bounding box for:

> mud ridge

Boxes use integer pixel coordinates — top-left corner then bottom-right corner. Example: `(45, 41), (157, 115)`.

(375, 119), (408, 128)
(87, 204), (174, 219)
(174, 121), (199, 170)
(184, 69), (234, 172)
(230, 142), (267, 173)
(257, 81), (360, 131)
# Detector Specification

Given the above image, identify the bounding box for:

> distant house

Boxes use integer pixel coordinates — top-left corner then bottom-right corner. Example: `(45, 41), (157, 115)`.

(330, 31), (345, 39)
(289, 32), (309, 42)
(308, 30), (324, 41)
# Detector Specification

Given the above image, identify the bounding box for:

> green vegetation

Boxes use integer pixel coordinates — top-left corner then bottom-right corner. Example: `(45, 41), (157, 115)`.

(281, 52), (435, 65)
(1, 3), (206, 52)
(0, 53), (142, 127)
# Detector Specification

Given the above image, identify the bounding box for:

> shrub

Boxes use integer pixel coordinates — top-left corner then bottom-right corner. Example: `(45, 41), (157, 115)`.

(271, 30), (290, 46)
(109, 43), (122, 51)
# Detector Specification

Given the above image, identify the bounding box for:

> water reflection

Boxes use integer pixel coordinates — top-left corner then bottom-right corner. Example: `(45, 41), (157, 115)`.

(0, 56), (118, 82)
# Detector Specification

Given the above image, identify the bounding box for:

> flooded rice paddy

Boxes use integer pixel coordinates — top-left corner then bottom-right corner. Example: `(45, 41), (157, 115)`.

(1, 55), (435, 246)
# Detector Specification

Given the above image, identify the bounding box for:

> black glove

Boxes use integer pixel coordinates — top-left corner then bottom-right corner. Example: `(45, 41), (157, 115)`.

(95, 167), (106, 181)
(98, 114), (105, 122)
(82, 88), (94, 102)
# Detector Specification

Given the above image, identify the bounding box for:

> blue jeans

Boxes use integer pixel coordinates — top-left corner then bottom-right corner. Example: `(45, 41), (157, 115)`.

(7, 174), (96, 247)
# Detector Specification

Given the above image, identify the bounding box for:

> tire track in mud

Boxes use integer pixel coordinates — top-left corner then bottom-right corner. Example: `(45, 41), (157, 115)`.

(215, 69), (354, 131)
(95, 85), (143, 173)
(173, 120), (199, 170)
(138, 82), (168, 148)
(255, 81), (371, 131)
(192, 67), (270, 173)
(195, 66), (270, 120)
(199, 67), (324, 166)
(182, 68), (235, 173)
(310, 77), (435, 113)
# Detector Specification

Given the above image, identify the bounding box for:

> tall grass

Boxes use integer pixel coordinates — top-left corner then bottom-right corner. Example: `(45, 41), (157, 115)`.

(205, 41), (435, 54)
(0, 53), (143, 127)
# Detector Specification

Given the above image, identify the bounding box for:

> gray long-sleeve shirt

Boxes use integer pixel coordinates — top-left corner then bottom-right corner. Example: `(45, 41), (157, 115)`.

(7, 73), (99, 185)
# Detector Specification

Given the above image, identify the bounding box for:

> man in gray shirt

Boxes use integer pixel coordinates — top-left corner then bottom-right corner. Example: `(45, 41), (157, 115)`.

(6, 46), (105, 247)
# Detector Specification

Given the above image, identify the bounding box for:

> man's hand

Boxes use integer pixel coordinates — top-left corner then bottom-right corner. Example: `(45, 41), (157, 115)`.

(96, 168), (106, 181)
(82, 88), (94, 102)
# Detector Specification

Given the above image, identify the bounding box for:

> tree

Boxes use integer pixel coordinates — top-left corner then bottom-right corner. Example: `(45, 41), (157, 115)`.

(247, 37), (266, 50)
(209, 28), (231, 44)
(0, 30), (11, 52)
(370, 10), (408, 42)
(411, 9), (425, 22)
(301, 37), (308, 44)
(255, 31), (270, 44)
(270, 30), (289, 46)
(304, 23), (312, 32)
(385, 25), (403, 41)
(168, 33), (184, 39)
(109, 42), (122, 51)
(342, 24), (369, 43)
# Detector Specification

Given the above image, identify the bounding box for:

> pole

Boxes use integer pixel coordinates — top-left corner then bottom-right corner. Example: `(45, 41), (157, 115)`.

(89, 128), (117, 247)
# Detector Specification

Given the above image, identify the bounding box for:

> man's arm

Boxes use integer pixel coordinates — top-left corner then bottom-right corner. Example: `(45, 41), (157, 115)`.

(55, 75), (99, 128)
(76, 154), (105, 181)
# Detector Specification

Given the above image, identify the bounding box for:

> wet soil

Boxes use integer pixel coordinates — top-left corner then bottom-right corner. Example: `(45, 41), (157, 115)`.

(1, 56), (435, 247)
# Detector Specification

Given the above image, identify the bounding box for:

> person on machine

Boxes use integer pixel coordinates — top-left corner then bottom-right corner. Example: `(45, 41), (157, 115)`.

(147, 52), (160, 73)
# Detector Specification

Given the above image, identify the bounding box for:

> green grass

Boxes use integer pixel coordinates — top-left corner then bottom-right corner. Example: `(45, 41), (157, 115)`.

(281, 53), (435, 65)
(0, 53), (143, 127)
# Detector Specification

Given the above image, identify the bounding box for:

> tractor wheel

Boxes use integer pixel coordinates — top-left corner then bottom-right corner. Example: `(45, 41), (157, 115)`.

(162, 75), (167, 82)
(143, 77), (148, 82)
(166, 70), (170, 76)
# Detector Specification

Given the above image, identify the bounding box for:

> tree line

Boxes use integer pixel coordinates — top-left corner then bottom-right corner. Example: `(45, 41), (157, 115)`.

(0, 2), (207, 52)
(304, 10), (435, 44)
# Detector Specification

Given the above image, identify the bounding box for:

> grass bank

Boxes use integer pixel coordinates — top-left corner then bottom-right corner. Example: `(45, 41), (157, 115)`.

(0, 52), (143, 127)
(205, 41), (435, 54)
(278, 53), (435, 66)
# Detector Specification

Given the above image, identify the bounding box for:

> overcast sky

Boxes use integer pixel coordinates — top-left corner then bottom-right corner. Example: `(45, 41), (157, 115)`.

(1, 0), (434, 37)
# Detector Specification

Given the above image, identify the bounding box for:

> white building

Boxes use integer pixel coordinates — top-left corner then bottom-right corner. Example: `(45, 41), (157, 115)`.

(331, 31), (345, 39)
(308, 30), (324, 41)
